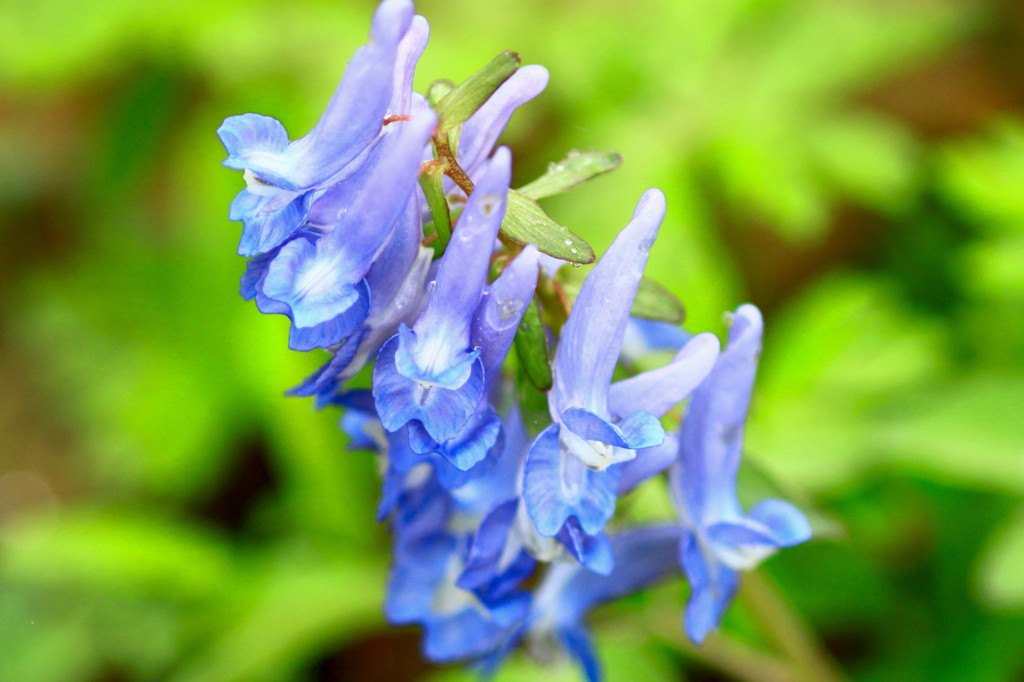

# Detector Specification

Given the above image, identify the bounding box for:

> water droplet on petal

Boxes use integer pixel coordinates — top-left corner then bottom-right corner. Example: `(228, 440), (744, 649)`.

(426, 280), (437, 292)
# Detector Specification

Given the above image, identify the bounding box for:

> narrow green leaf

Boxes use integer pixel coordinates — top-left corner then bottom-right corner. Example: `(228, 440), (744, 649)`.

(513, 298), (552, 391)
(517, 150), (623, 200)
(418, 163), (452, 250)
(558, 273), (685, 324)
(436, 51), (520, 130)
(500, 190), (595, 264)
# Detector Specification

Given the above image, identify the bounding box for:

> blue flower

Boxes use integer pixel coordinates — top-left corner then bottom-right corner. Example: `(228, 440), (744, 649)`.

(482, 526), (683, 682)
(373, 148), (512, 450)
(522, 189), (720, 557)
(217, 0), (419, 256)
(670, 304), (811, 643)
(254, 111), (436, 350)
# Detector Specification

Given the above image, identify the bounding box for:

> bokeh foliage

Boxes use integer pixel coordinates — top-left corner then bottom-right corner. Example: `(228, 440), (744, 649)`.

(1, 0), (1023, 680)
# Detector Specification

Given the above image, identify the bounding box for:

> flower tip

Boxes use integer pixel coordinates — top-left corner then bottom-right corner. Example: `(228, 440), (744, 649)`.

(372, 0), (416, 46)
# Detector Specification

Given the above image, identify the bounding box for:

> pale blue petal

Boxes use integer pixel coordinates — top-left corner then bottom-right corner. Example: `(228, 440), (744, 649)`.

(414, 147), (511, 337)
(471, 245), (539, 382)
(617, 434), (679, 496)
(458, 66), (549, 174)
(560, 407), (665, 452)
(553, 189), (666, 417)
(608, 332), (720, 419)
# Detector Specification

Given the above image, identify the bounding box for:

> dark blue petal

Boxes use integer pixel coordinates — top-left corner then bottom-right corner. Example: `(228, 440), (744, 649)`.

(286, 329), (365, 407)
(458, 500), (534, 603)
(374, 335), (486, 442)
(558, 626), (602, 682)
(262, 237), (364, 329)
(287, 280), (370, 351)
(680, 530), (739, 644)
(239, 247), (279, 301)
(408, 406), (501, 471)
(231, 187), (314, 257)
(557, 518), (613, 576)
(522, 425), (620, 537)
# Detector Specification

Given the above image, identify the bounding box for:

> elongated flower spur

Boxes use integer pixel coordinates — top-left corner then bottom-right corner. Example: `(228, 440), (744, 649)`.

(217, 1), (811, 679)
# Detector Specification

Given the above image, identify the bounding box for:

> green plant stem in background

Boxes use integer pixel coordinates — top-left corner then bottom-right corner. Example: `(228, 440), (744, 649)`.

(741, 572), (847, 682)
(645, 607), (795, 682)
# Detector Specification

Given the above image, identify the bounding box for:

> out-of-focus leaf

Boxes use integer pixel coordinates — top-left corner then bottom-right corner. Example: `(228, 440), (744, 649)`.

(1, 510), (233, 600)
(749, 274), (949, 491)
(939, 122), (1024, 232)
(976, 505), (1024, 609)
(518, 150), (623, 201)
(879, 373), (1024, 494)
(809, 112), (919, 211)
(167, 551), (384, 682)
(501, 190), (595, 264)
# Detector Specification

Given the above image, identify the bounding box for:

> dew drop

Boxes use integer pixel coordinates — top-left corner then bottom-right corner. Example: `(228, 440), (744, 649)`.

(563, 239), (572, 245)
(571, 262), (582, 269)
(426, 280), (437, 293)
(570, 247), (578, 254)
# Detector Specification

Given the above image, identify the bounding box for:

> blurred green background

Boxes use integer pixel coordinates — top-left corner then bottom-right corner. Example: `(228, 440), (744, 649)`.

(2, 0), (1023, 680)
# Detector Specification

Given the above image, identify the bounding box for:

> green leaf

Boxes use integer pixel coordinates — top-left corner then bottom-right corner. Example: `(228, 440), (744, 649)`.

(500, 190), (595, 264)
(557, 273), (685, 325)
(976, 505), (1024, 609)
(513, 298), (552, 391)
(517, 150), (623, 200)
(629, 277), (686, 324)
(435, 51), (520, 130)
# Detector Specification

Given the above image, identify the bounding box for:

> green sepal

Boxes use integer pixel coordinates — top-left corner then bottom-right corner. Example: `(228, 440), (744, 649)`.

(558, 272), (686, 325)
(435, 51), (521, 131)
(513, 297), (553, 391)
(418, 163), (452, 251)
(426, 79), (455, 108)
(517, 150), (623, 200)
(500, 190), (595, 264)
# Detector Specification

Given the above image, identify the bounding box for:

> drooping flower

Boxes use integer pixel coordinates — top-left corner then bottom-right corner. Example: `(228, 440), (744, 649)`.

(670, 304), (811, 643)
(256, 110), (437, 350)
(218, 0), (419, 256)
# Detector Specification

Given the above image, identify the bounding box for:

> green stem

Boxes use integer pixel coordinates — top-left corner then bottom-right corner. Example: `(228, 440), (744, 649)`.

(418, 161), (453, 250)
(742, 571), (847, 682)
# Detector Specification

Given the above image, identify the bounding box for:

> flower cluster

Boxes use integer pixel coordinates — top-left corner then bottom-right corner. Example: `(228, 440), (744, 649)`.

(217, 1), (811, 678)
